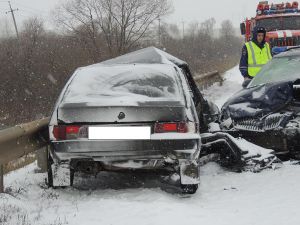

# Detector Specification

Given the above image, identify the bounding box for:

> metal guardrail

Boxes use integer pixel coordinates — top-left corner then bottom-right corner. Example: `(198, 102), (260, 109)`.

(194, 71), (223, 90)
(0, 117), (49, 192)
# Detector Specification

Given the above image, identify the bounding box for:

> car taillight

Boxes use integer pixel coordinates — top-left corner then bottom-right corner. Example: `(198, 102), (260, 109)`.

(158, 123), (178, 132)
(154, 122), (197, 133)
(66, 126), (80, 135)
(53, 126), (66, 140)
(53, 125), (82, 140)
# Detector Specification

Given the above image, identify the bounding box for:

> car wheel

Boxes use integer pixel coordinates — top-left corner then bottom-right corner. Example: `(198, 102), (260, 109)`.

(181, 184), (198, 194)
(47, 152), (74, 188)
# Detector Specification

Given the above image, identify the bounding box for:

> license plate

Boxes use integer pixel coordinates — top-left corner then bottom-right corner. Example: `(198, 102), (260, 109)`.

(88, 126), (151, 140)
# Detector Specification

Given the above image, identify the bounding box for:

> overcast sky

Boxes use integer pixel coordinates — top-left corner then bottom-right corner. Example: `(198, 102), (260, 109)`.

(0, 0), (290, 30)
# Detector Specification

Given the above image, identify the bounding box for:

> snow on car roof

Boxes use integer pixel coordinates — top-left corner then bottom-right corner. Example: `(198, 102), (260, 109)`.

(60, 63), (184, 106)
(98, 47), (187, 66)
(275, 47), (300, 58)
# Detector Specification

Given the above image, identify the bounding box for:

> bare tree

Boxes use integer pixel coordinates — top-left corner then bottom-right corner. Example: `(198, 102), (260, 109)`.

(21, 17), (45, 73)
(54, 0), (172, 56)
(220, 20), (236, 39)
(0, 17), (13, 38)
(159, 18), (242, 74)
(200, 18), (216, 38)
(187, 22), (199, 39)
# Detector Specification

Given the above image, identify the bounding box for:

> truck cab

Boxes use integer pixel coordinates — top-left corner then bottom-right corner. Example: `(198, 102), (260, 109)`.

(240, 1), (300, 54)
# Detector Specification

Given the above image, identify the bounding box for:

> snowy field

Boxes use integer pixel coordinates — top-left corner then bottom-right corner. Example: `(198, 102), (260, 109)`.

(2, 66), (300, 225)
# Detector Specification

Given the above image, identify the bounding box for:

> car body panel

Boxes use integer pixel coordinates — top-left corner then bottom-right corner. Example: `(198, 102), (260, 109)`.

(58, 104), (187, 124)
(221, 80), (294, 121)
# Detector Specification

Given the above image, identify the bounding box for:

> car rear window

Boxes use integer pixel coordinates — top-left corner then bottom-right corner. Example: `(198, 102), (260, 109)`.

(248, 56), (300, 88)
(61, 64), (183, 105)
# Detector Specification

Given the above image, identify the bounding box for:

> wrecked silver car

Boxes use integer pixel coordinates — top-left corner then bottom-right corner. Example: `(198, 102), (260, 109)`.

(48, 47), (203, 194)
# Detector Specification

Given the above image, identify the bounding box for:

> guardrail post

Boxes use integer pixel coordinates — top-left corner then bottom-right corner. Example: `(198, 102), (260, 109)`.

(0, 164), (3, 193)
(36, 146), (48, 173)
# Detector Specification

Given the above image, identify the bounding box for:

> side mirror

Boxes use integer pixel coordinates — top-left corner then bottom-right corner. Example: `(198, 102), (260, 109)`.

(242, 79), (251, 88)
(240, 23), (246, 35)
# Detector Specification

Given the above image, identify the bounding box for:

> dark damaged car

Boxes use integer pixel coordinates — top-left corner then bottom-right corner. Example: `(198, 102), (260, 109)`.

(48, 47), (219, 194)
(220, 47), (300, 158)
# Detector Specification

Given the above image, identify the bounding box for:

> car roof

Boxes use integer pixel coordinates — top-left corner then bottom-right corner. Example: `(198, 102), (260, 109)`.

(275, 47), (300, 58)
(75, 63), (178, 78)
(98, 47), (188, 67)
(73, 47), (188, 76)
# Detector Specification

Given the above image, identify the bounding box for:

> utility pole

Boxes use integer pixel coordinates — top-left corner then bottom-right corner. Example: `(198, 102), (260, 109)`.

(6, 1), (19, 39)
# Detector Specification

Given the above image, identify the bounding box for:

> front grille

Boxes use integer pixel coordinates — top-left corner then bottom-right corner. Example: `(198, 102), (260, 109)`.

(264, 114), (285, 130)
(234, 118), (264, 132)
(269, 37), (300, 47)
(234, 113), (292, 132)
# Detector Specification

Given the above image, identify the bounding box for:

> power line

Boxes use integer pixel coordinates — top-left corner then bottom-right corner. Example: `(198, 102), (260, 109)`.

(5, 1), (19, 38)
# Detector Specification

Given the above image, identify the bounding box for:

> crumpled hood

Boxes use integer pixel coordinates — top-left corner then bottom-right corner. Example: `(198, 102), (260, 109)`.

(221, 80), (295, 120)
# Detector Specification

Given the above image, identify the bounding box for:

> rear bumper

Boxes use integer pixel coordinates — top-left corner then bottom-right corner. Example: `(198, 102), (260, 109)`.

(50, 139), (201, 163)
(50, 139), (201, 185)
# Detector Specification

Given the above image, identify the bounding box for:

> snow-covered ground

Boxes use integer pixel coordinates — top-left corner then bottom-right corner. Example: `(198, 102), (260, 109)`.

(203, 66), (244, 108)
(2, 66), (300, 225)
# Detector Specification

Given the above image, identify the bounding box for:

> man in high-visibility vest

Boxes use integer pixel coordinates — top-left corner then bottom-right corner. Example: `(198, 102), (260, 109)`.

(239, 26), (272, 87)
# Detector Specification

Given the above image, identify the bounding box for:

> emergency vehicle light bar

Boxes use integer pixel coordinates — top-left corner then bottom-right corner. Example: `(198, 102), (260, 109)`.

(260, 8), (300, 15)
(257, 1), (299, 15)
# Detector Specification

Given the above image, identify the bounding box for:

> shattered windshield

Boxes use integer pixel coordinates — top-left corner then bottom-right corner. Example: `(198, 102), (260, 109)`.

(248, 56), (300, 87)
(256, 16), (300, 31)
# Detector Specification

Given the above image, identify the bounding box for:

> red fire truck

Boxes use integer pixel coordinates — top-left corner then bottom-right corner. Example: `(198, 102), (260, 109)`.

(240, 1), (300, 53)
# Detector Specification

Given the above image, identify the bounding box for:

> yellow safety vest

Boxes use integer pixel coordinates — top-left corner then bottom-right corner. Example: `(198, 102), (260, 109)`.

(245, 41), (272, 77)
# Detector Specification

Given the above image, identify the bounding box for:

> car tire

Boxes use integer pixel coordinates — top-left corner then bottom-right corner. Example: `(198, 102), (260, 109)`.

(181, 184), (198, 194)
(47, 152), (74, 188)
